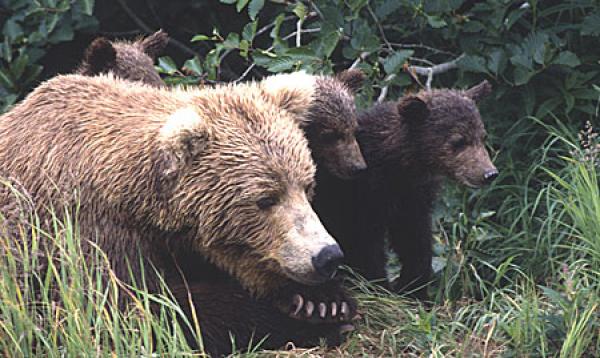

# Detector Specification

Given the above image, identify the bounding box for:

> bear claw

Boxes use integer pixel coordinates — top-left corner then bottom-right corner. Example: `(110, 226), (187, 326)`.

(331, 302), (337, 317)
(305, 300), (314, 317)
(292, 294), (304, 315)
(341, 302), (349, 317)
(319, 302), (327, 318)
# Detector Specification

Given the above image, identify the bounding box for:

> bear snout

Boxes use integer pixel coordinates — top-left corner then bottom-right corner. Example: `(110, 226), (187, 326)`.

(483, 168), (499, 185)
(311, 244), (344, 279)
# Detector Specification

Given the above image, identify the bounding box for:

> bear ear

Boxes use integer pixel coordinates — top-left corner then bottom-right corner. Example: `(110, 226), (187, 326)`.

(80, 37), (117, 75)
(261, 71), (316, 118)
(464, 80), (492, 103)
(155, 108), (210, 192)
(139, 30), (169, 60)
(336, 69), (365, 93)
(397, 95), (429, 123)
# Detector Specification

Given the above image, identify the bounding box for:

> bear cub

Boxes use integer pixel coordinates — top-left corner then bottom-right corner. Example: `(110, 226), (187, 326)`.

(314, 81), (498, 300)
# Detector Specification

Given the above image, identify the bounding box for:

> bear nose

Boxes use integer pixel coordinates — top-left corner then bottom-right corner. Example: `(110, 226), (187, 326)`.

(483, 169), (499, 184)
(350, 161), (367, 176)
(312, 244), (344, 279)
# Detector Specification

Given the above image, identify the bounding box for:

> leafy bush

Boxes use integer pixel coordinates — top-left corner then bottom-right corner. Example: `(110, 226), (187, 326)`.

(0, 0), (97, 112)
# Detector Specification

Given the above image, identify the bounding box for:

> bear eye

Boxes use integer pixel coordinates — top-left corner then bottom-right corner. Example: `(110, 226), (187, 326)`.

(256, 195), (279, 210)
(321, 131), (343, 143)
(450, 137), (467, 151)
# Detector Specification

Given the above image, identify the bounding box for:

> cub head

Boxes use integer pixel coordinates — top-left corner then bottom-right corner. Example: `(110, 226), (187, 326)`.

(401, 81), (498, 188)
(77, 30), (168, 87)
(156, 86), (343, 296)
(262, 70), (367, 180)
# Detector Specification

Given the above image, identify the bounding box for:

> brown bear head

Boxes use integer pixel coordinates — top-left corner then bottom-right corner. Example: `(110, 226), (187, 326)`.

(400, 81), (498, 188)
(156, 82), (343, 296)
(77, 30), (168, 87)
(262, 70), (367, 180)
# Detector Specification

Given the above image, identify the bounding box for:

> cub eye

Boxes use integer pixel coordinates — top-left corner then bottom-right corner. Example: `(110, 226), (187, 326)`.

(450, 137), (467, 151)
(321, 132), (342, 143)
(256, 195), (279, 210)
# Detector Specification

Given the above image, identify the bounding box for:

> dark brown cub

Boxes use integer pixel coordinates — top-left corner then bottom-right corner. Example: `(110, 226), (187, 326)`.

(314, 81), (497, 300)
(77, 30), (168, 87)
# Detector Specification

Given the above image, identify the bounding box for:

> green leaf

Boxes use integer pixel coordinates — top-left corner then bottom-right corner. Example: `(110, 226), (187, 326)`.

(248, 0), (264, 20)
(285, 47), (320, 62)
(487, 49), (507, 75)
(222, 33), (240, 49)
(11, 53), (29, 79)
(457, 54), (488, 74)
(513, 67), (535, 86)
(236, 0), (250, 12)
(314, 31), (341, 58)
(0, 69), (14, 90)
(382, 50), (413, 75)
(426, 15), (447, 29)
(239, 39), (250, 58)
(267, 56), (297, 72)
(182, 57), (203, 75)
(3, 19), (24, 42)
(293, 2), (307, 20)
(242, 20), (257, 42)
(375, 0), (402, 20)
(48, 23), (74, 44)
(581, 13), (600, 36)
(157, 56), (178, 75)
(350, 20), (379, 52)
(80, 0), (94, 16)
(348, 0), (368, 12)
(220, 0), (237, 3)
(191, 34), (212, 42)
(553, 51), (581, 68)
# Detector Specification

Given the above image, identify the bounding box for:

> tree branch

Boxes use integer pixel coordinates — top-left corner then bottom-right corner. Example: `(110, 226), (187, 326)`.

(115, 0), (198, 58)
(408, 54), (465, 90)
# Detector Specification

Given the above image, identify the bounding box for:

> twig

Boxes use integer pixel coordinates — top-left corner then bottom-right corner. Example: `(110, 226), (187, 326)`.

(115, 0), (198, 57)
(350, 51), (371, 69)
(233, 28), (321, 83)
(367, 5), (393, 52)
(219, 15), (301, 64)
(409, 54), (465, 90)
(390, 43), (457, 56)
(377, 74), (396, 103)
(296, 18), (304, 47)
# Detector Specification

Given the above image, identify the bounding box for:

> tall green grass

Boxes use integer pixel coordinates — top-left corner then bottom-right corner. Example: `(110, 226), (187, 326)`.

(0, 119), (597, 357)
(0, 197), (205, 356)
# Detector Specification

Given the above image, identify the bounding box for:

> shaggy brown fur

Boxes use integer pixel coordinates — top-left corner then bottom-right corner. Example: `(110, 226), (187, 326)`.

(0, 73), (337, 299)
(314, 81), (498, 300)
(171, 279), (354, 356)
(72, 45), (363, 345)
(76, 30), (168, 87)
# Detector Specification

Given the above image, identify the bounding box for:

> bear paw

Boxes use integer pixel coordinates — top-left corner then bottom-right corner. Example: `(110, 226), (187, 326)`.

(274, 281), (358, 324)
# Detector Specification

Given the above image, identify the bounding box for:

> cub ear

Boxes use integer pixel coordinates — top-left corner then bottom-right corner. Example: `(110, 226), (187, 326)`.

(139, 30), (169, 60)
(464, 80), (492, 103)
(155, 108), (210, 193)
(336, 69), (365, 93)
(397, 95), (429, 123)
(80, 38), (117, 75)
(261, 71), (316, 118)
